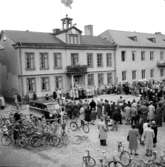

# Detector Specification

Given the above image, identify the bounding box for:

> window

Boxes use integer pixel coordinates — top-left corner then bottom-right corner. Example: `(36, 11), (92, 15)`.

(54, 53), (62, 69)
(69, 34), (79, 44)
(106, 53), (112, 67)
(148, 37), (156, 43)
(98, 73), (104, 86)
(107, 72), (113, 84)
(141, 69), (146, 79)
(160, 51), (164, 60)
(150, 51), (154, 60)
(132, 51), (136, 61)
(87, 74), (94, 86)
(71, 53), (79, 66)
(97, 54), (103, 67)
(87, 53), (93, 68)
(41, 77), (50, 91)
(160, 69), (164, 77)
(122, 71), (126, 81)
(27, 78), (36, 92)
(40, 53), (49, 70)
(141, 51), (145, 61)
(132, 70), (136, 80)
(55, 76), (63, 89)
(150, 69), (154, 78)
(129, 36), (137, 42)
(25, 52), (35, 70)
(121, 51), (126, 62)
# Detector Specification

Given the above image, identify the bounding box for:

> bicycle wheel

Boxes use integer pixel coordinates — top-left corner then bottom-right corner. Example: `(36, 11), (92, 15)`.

(137, 160), (145, 167)
(30, 136), (42, 147)
(70, 122), (78, 131)
(86, 156), (96, 167)
(1, 135), (12, 146)
(17, 137), (27, 148)
(119, 151), (130, 166)
(108, 161), (123, 167)
(130, 159), (142, 167)
(82, 124), (89, 133)
(50, 135), (60, 147)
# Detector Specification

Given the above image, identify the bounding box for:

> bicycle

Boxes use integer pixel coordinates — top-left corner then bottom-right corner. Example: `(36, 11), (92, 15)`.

(108, 156), (124, 167)
(1, 125), (27, 148)
(82, 150), (96, 167)
(117, 141), (131, 166)
(70, 119), (89, 133)
(138, 151), (165, 167)
(72, 135), (89, 145)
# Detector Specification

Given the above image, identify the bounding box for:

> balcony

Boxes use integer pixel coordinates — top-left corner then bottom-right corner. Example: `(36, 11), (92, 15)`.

(157, 61), (165, 68)
(66, 65), (87, 75)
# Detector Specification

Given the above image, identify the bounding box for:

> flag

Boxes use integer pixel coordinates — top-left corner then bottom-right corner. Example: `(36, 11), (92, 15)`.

(61, 0), (73, 8)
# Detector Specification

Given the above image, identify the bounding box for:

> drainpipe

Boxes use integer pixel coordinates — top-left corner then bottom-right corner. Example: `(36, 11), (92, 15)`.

(18, 42), (24, 97)
(114, 45), (118, 84)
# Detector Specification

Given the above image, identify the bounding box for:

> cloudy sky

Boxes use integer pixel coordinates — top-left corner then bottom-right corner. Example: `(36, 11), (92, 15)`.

(0, 0), (165, 35)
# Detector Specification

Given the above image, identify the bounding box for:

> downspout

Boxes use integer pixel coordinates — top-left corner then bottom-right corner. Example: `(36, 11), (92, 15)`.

(18, 42), (24, 97)
(114, 45), (118, 84)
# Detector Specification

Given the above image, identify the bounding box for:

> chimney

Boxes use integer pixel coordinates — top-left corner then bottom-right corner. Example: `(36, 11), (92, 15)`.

(155, 32), (162, 35)
(84, 25), (93, 36)
(53, 28), (61, 34)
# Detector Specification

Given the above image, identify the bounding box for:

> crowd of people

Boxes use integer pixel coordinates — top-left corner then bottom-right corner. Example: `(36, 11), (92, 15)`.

(6, 80), (165, 158)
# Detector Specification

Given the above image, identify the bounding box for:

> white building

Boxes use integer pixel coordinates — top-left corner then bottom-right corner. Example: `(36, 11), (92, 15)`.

(0, 16), (115, 97)
(100, 30), (165, 83)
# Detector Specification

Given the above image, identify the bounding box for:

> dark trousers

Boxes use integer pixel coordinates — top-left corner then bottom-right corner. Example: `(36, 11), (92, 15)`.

(100, 139), (107, 146)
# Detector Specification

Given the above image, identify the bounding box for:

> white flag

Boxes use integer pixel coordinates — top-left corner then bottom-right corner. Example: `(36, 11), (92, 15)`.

(61, 0), (73, 8)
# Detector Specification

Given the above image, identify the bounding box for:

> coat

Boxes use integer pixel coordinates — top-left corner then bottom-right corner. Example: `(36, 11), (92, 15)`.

(142, 127), (155, 150)
(98, 121), (107, 140)
(128, 129), (139, 150)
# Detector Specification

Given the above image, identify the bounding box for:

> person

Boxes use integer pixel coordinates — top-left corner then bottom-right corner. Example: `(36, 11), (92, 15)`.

(32, 92), (37, 100)
(142, 124), (155, 156)
(151, 120), (158, 148)
(97, 99), (102, 119)
(53, 90), (57, 99)
(147, 102), (155, 121)
(124, 103), (131, 125)
(13, 110), (21, 122)
(13, 110), (22, 144)
(97, 117), (108, 146)
(45, 94), (49, 100)
(111, 106), (119, 131)
(127, 125), (139, 155)
(130, 104), (137, 126)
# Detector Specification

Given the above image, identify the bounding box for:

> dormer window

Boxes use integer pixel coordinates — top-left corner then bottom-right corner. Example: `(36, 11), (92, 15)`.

(128, 36), (137, 42)
(148, 37), (156, 43)
(69, 34), (79, 44)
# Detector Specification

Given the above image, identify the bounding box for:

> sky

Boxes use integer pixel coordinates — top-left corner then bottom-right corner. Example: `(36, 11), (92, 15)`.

(0, 0), (165, 35)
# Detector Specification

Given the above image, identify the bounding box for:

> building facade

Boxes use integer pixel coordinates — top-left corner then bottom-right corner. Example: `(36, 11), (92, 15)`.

(0, 16), (115, 97)
(99, 30), (165, 83)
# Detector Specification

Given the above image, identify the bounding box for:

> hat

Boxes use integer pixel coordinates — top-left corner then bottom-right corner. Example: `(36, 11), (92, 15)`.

(152, 120), (156, 124)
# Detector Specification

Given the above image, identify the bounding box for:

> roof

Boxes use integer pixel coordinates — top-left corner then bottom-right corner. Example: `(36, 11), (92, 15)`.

(2, 30), (64, 44)
(99, 29), (165, 48)
(54, 26), (82, 35)
(1, 30), (114, 49)
(81, 35), (114, 47)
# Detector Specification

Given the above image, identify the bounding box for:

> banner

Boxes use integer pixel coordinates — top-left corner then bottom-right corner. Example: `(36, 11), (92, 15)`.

(61, 0), (73, 8)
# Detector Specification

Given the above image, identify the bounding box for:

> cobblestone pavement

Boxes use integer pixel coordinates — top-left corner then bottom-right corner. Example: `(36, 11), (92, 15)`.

(0, 94), (165, 167)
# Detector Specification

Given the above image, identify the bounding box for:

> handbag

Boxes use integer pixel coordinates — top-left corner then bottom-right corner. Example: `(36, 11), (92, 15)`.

(127, 135), (129, 141)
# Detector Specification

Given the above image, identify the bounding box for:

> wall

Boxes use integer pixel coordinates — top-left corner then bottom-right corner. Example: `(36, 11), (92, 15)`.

(20, 48), (115, 97)
(116, 47), (165, 83)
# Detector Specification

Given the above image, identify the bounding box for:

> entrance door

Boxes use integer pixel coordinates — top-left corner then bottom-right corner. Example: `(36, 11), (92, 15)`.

(74, 75), (85, 88)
